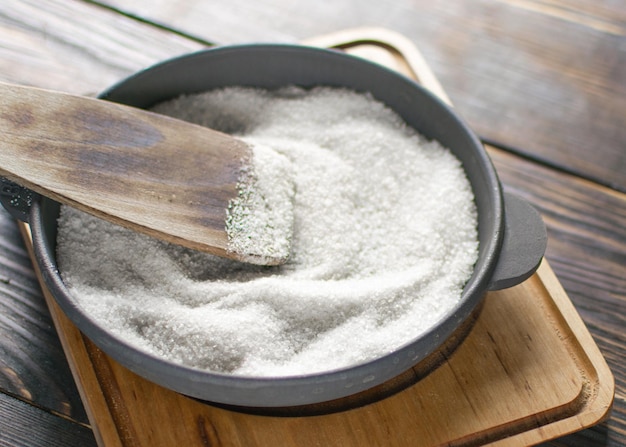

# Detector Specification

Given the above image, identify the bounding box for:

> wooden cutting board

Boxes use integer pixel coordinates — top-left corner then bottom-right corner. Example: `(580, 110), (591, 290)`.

(19, 28), (614, 447)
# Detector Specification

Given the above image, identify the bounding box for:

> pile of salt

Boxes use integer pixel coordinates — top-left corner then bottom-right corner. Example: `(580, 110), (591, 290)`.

(57, 86), (479, 377)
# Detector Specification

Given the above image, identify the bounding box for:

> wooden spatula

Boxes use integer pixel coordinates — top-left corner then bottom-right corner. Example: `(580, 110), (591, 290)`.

(0, 82), (289, 265)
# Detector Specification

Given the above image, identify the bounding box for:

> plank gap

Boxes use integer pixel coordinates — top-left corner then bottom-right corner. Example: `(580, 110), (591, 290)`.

(480, 136), (626, 194)
(80, 0), (215, 47)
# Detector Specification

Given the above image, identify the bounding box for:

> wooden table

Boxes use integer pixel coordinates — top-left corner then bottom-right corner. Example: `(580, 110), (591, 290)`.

(0, 1), (624, 445)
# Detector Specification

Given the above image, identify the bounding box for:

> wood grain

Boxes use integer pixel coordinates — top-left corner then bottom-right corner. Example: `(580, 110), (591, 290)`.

(0, 83), (257, 261)
(89, 0), (626, 192)
(0, 208), (89, 423)
(0, 392), (96, 447)
(0, 0), (204, 93)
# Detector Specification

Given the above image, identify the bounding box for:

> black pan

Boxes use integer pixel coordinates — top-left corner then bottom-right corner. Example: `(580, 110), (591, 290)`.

(1, 45), (546, 407)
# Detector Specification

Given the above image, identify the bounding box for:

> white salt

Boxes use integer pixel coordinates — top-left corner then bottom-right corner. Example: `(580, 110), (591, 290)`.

(226, 143), (295, 264)
(56, 87), (478, 377)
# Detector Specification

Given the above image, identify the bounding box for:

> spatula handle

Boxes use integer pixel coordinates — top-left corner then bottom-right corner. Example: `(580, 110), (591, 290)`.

(0, 82), (251, 258)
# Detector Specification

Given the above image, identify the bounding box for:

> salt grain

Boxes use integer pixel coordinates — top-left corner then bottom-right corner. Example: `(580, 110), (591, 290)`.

(56, 87), (478, 377)
(226, 143), (295, 264)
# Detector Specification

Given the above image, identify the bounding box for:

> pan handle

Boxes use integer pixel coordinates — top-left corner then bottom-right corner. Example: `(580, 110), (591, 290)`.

(0, 177), (39, 223)
(488, 192), (547, 290)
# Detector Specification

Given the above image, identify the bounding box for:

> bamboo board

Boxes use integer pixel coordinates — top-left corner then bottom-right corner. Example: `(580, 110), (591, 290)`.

(20, 28), (614, 447)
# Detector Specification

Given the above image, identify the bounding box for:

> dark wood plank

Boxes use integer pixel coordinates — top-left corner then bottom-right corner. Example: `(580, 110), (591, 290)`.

(0, 208), (89, 423)
(89, 0), (626, 192)
(0, 392), (96, 447)
(0, 0), (204, 93)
